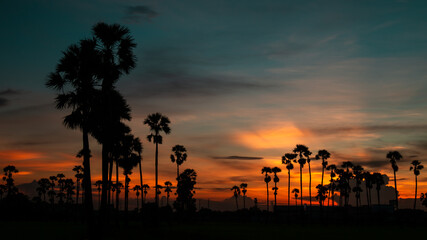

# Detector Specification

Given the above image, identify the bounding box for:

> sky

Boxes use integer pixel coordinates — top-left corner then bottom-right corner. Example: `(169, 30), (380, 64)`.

(1, 0), (427, 206)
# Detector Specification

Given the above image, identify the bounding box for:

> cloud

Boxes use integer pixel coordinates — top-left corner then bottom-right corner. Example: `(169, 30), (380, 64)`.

(212, 156), (263, 160)
(123, 5), (158, 23)
(309, 124), (427, 135)
(0, 89), (22, 96)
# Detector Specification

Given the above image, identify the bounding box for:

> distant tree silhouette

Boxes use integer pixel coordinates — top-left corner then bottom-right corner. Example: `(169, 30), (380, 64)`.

(304, 149), (313, 207)
(326, 164), (337, 207)
(410, 160), (424, 209)
(240, 183), (248, 209)
(420, 193), (427, 208)
(174, 169), (197, 212)
(293, 145), (309, 206)
(363, 171), (373, 207)
(37, 178), (50, 202)
(57, 173), (66, 204)
(3, 165), (18, 197)
(271, 167), (281, 208)
(261, 167), (272, 211)
(73, 165), (84, 205)
(164, 181), (172, 206)
(170, 145), (187, 180)
(282, 153), (296, 206)
(142, 184), (150, 204)
(112, 182), (123, 210)
(387, 151), (402, 209)
(316, 150), (331, 186)
(372, 172), (384, 205)
(315, 184), (328, 207)
(230, 185), (241, 210)
(95, 180), (102, 207)
(341, 161), (354, 206)
(156, 185), (163, 206)
(64, 179), (75, 204)
(352, 165), (364, 208)
(144, 113), (171, 207)
(0, 184), (6, 200)
(292, 188), (299, 206)
(133, 185), (141, 209)
(48, 176), (57, 205)
(335, 168), (346, 207)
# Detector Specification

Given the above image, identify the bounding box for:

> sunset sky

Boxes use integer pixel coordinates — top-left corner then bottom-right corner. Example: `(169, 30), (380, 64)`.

(1, 0), (427, 205)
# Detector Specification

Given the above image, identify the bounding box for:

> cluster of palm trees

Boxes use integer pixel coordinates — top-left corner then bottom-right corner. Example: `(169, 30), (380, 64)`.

(260, 145), (425, 210)
(230, 183), (248, 210)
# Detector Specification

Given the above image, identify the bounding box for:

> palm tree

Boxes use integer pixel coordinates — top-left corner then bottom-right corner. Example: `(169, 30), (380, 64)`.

(363, 171), (373, 207)
(282, 153), (296, 206)
(48, 176), (57, 205)
(0, 184), (6, 200)
(170, 145), (188, 180)
(133, 137), (143, 210)
(316, 150), (331, 186)
(37, 178), (50, 202)
(387, 151), (402, 209)
(230, 185), (241, 210)
(410, 160), (424, 209)
(57, 173), (66, 204)
(3, 165), (19, 197)
(156, 185), (163, 206)
(315, 184), (328, 207)
(293, 144), (309, 206)
(292, 188), (299, 206)
(326, 164), (337, 206)
(142, 184), (150, 204)
(95, 180), (102, 207)
(92, 22), (136, 212)
(240, 183), (248, 209)
(304, 150), (313, 207)
(341, 161), (354, 206)
(261, 167), (272, 211)
(133, 185), (141, 209)
(352, 165), (364, 208)
(164, 181), (172, 206)
(271, 167), (281, 207)
(73, 165), (84, 205)
(144, 113), (171, 207)
(372, 172), (384, 205)
(46, 39), (98, 214)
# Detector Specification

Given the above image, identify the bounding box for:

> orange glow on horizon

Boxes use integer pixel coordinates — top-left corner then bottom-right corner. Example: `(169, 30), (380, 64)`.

(0, 150), (44, 161)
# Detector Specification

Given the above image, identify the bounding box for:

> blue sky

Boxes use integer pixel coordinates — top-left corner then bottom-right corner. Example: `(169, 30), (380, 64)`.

(1, 0), (427, 201)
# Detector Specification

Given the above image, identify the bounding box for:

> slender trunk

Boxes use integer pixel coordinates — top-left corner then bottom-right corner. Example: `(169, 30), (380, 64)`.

(76, 180), (79, 205)
(155, 141), (159, 207)
(235, 195), (239, 210)
(308, 162), (312, 207)
(365, 183), (369, 207)
(243, 195), (246, 209)
(300, 165), (303, 206)
(288, 170), (291, 206)
(266, 182), (269, 211)
(139, 155), (143, 209)
(125, 174), (129, 213)
(98, 190), (101, 208)
(116, 162), (119, 210)
(414, 175), (417, 210)
(274, 181), (277, 207)
(321, 161), (324, 186)
(101, 144), (109, 211)
(108, 158), (113, 206)
(167, 193), (169, 206)
(394, 171), (398, 209)
(82, 128), (94, 223)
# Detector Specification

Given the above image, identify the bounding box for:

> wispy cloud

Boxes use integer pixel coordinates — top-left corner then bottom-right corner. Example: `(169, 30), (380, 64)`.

(123, 5), (158, 23)
(212, 156), (263, 160)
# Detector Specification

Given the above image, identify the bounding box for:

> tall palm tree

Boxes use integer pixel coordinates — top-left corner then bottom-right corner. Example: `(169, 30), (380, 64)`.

(293, 144), (309, 206)
(156, 185), (163, 205)
(164, 181), (172, 206)
(170, 145), (188, 180)
(57, 173), (66, 204)
(316, 150), (331, 186)
(48, 176), (57, 205)
(144, 112), (171, 207)
(95, 180), (102, 207)
(46, 39), (99, 214)
(304, 150), (313, 207)
(240, 183), (248, 209)
(315, 184), (328, 207)
(133, 137), (143, 210)
(341, 161), (354, 206)
(352, 165), (364, 208)
(292, 188), (299, 206)
(271, 167), (281, 207)
(92, 22), (136, 212)
(410, 160), (424, 209)
(326, 164), (337, 206)
(372, 172), (384, 206)
(261, 167), (272, 211)
(133, 185), (141, 209)
(3, 165), (18, 197)
(363, 171), (373, 207)
(73, 165), (84, 205)
(282, 153), (296, 206)
(37, 178), (50, 202)
(387, 151), (402, 209)
(142, 184), (150, 204)
(230, 185), (241, 210)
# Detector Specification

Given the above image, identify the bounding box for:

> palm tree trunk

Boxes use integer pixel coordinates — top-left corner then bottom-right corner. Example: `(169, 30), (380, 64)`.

(274, 181), (277, 207)
(155, 141), (159, 207)
(394, 170), (398, 209)
(76, 180), (79, 205)
(300, 165), (303, 206)
(98, 190), (101, 208)
(82, 128), (94, 222)
(365, 183), (369, 207)
(101, 144), (109, 211)
(414, 175), (417, 210)
(243, 195), (246, 209)
(136, 194), (139, 209)
(288, 170), (291, 207)
(266, 183), (269, 211)
(332, 189), (335, 207)
(308, 162), (312, 207)
(177, 164), (180, 180)
(139, 156), (143, 209)
(116, 162), (119, 210)
(108, 158), (113, 206)
(235, 196), (239, 210)
(125, 175), (129, 213)
(321, 161), (324, 186)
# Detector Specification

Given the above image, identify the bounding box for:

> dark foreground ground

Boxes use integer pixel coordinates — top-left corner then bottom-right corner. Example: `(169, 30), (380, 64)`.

(1, 220), (426, 240)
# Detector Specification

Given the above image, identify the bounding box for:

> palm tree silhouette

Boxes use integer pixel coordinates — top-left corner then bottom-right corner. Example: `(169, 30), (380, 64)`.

(372, 172), (384, 206)
(316, 150), (331, 186)
(92, 22), (136, 212)
(73, 165), (84, 205)
(0, 184), (6, 200)
(37, 178), (50, 202)
(142, 184), (150, 204)
(363, 171), (373, 207)
(282, 153), (296, 206)
(46, 39), (98, 213)
(144, 113), (171, 207)
(341, 161), (354, 206)
(292, 188), (299, 206)
(156, 185), (163, 206)
(57, 173), (66, 204)
(304, 150), (313, 207)
(410, 160), (424, 209)
(262, 167), (272, 211)
(326, 164), (337, 206)
(133, 138), (143, 210)
(240, 183), (248, 209)
(48, 176), (57, 205)
(315, 184), (328, 207)
(352, 165), (364, 208)
(95, 180), (102, 207)
(387, 151), (402, 209)
(293, 144), (309, 206)
(170, 145), (188, 180)
(132, 185), (141, 209)
(3, 165), (19, 197)
(230, 185), (241, 210)
(164, 181), (172, 206)
(271, 167), (281, 208)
